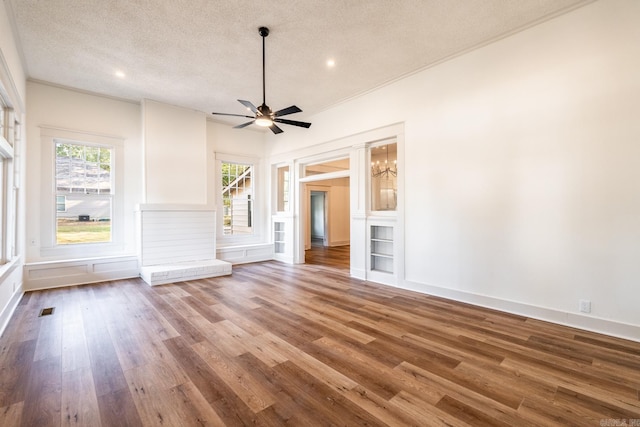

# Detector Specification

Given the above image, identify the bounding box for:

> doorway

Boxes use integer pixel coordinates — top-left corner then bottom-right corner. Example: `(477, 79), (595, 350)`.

(303, 179), (350, 269)
(297, 156), (351, 269)
(310, 191), (327, 246)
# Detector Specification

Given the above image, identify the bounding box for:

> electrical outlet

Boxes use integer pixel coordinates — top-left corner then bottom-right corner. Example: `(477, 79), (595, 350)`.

(579, 299), (591, 313)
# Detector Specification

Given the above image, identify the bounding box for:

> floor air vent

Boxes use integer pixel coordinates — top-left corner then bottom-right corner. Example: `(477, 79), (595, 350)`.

(39, 307), (55, 317)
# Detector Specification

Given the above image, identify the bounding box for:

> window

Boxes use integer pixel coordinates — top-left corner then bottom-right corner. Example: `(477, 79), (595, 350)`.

(0, 103), (5, 138)
(370, 142), (398, 211)
(40, 127), (124, 257)
(221, 162), (254, 235)
(276, 165), (289, 212)
(0, 102), (18, 265)
(56, 195), (66, 212)
(55, 140), (112, 244)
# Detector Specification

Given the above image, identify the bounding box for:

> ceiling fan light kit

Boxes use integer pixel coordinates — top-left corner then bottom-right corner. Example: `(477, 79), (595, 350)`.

(255, 116), (273, 127)
(211, 26), (311, 134)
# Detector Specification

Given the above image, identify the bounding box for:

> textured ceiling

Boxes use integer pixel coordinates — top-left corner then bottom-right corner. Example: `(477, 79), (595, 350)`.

(8, 0), (590, 125)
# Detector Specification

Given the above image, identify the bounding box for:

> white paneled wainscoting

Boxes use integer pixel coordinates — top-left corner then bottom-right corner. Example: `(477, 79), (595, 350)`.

(137, 204), (231, 286)
(23, 256), (140, 290)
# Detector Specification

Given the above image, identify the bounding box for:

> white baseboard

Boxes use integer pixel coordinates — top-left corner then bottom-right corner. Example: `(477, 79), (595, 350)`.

(0, 284), (23, 338)
(273, 254), (295, 264)
(350, 267), (366, 281)
(400, 279), (640, 343)
(24, 255), (140, 291)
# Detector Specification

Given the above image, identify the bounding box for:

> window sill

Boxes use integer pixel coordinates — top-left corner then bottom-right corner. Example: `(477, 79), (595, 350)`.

(39, 242), (126, 261)
(0, 256), (21, 283)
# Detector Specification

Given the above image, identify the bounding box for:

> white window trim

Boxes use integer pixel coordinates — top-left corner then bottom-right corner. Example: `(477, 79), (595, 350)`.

(215, 152), (263, 246)
(39, 126), (125, 259)
(0, 107), (16, 266)
(0, 50), (23, 279)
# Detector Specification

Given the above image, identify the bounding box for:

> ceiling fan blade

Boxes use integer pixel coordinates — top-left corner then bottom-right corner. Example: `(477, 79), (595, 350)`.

(211, 112), (254, 119)
(269, 124), (284, 134)
(274, 105), (302, 117)
(234, 121), (255, 129)
(238, 99), (258, 114)
(274, 118), (312, 128)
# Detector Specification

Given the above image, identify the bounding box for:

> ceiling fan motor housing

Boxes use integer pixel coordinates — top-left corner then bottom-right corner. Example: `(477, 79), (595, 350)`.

(258, 104), (272, 118)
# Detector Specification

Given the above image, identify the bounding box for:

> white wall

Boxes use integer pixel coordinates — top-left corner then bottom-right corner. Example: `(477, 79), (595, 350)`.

(207, 120), (266, 158)
(0, 1), (26, 104)
(142, 100), (207, 204)
(268, 0), (640, 338)
(25, 82), (143, 260)
(327, 177), (350, 246)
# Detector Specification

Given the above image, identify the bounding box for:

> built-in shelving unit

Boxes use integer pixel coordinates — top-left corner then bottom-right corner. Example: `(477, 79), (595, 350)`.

(274, 221), (285, 254)
(370, 225), (393, 274)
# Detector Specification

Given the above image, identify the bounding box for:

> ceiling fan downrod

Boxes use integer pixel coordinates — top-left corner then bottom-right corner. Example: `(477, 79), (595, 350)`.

(259, 26), (269, 109)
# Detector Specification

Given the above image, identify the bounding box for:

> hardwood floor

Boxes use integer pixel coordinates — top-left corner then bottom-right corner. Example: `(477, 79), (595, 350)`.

(1, 260), (639, 426)
(305, 244), (350, 270)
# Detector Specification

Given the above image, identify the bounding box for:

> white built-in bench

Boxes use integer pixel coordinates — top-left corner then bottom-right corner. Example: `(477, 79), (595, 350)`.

(137, 204), (232, 286)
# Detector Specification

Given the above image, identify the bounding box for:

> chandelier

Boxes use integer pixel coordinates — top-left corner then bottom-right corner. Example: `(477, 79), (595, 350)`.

(371, 150), (397, 178)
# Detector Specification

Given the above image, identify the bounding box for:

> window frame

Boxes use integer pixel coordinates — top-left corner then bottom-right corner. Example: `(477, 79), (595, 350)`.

(369, 140), (398, 214)
(0, 51), (24, 274)
(275, 164), (290, 213)
(39, 127), (125, 258)
(54, 140), (114, 245)
(0, 103), (16, 265)
(215, 153), (262, 245)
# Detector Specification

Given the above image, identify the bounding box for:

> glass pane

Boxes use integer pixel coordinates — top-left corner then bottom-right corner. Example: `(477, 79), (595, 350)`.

(221, 162), (253, 235)
(370, 142), (397, 211)
(85, 162), (100, 191)
(277, 165), (289, 212)
(55, 140), (113, 244)
(0, 107), (5, 138)
(56, 196), (66, 212)
(85, 146), (99, 163)
(56, 195), (111, 244)
(5, 110), (15, 146)
(71, 144), (84, 159)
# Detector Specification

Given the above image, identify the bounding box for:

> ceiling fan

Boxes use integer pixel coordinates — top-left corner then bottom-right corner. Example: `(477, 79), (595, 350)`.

(211, 27), (312, 134)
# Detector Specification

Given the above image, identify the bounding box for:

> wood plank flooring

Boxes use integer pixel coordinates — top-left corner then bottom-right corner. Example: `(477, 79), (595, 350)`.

(305, 244), (350, 270)
(1, 256), (639, 426)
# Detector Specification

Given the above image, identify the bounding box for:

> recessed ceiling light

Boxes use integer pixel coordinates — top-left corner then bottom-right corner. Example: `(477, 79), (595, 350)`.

(115, 70), (126, 78)
(326, 59), (335, 68)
